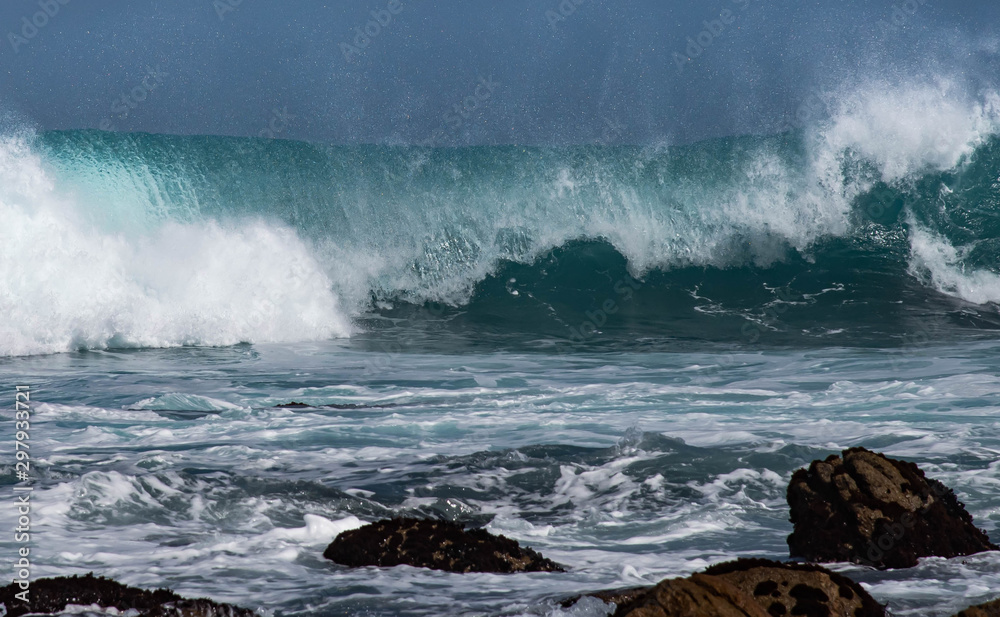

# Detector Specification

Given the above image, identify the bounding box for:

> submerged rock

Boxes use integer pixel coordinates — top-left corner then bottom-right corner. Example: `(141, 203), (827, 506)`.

(0, 573), (255, 617)
(560, 587), (649, 609)
(787, 447), (997, 569)
(570, 559), (884, 617)
(323, 517), (564, 573)
(952, 598), (1000, 617)
(275, 401), (388, 409)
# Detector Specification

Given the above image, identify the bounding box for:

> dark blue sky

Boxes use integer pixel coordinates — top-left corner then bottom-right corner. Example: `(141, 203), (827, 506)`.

(1, 0), (998, 144)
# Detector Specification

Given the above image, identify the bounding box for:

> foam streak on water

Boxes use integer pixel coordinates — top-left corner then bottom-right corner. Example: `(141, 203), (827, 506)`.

(2, 341), (998, 616)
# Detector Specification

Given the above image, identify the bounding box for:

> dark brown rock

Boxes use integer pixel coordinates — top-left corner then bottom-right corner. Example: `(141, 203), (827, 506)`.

(612, 574), (771, 617)
(560, 587), (650, 610)
(323, 517), (564, 573)
(703, 559), (885, 617)
(0, 573), (255, 617)
(570, 559), (883, 617)
(787, 447), (997, 568)
(952, 598), (1000, 617)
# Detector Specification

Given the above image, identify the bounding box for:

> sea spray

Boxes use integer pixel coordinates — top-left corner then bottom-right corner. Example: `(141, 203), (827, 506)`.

(4, 80), (1000, 355)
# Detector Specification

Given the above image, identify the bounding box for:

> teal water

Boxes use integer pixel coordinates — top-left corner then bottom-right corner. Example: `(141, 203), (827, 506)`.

(5, 124), (1000, 356)
(3, 87), (1000, 614)
(1, 340), (998, 615)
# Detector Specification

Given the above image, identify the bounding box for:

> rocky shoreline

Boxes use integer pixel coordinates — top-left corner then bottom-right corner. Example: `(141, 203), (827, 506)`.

(0, 573), (255, 617)
(1, 447), (996, 616)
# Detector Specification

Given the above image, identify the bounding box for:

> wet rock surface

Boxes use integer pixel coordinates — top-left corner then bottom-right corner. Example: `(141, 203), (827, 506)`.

(703, 559), (885, 617)
(0, 573), (255, 617)
(323, 517), (564, 573)
(275, 401), (390, 409)
(570, 559), (884, 617)
(787, 447), (997, 568)
(952, 598), (1000, 617)
(611, 574), (770, 617)
(560, 587), (649, 609)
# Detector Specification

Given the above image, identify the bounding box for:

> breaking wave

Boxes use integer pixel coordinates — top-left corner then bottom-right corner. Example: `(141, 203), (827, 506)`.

(4, 80), (1000, 355)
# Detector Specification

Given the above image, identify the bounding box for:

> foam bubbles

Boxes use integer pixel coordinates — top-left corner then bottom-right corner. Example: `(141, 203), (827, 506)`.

(127, 394), (245, 413)
(908, 221), (1000, 305)
(7, 78), (1000, 356)
(0, 135), (350, 357)
(814, 79), (1000, 182)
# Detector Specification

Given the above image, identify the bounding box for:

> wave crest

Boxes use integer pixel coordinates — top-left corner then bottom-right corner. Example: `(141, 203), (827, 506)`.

(0, 135), (350, 357)
(5, 79), (1000, 354)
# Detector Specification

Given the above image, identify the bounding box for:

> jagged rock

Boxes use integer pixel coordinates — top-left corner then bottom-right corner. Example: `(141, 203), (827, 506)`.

(703, 559), (885, 617)
(952, 598), (1000, 617)
(787, 447), (997, 568)
(0, 573), (255, 617)
(323, 517), (564, 573)
(612, 574), (771, 617)
(569, 559), (883, 617)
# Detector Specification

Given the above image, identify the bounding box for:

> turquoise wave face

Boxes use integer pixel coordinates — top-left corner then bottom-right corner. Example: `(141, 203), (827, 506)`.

(36, 129), (842, 281)
(9, 122), (1000, 354)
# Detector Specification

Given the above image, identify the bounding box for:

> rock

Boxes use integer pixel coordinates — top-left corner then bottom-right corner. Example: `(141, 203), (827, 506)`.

(612, 574), (771, 617)
(703, 558), (885, 617)
(952, 598), (1000, 617)
(275, 401), (386, 409)
(559, 587), (649, 610)
(0, 573), (255, 617)
(787, 447), (997, 568)
(323, 517), (564, 573)
(570, 559), (883, 617)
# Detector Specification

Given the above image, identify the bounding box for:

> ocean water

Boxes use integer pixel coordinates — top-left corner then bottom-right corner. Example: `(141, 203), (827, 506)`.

(2, 80), (1000, 615)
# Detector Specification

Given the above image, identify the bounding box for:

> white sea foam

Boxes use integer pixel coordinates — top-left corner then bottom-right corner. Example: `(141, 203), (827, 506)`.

(908, 221), (1000, 305)
(814, 79), (1000, 182)
(807, 80), (1000, 308)
(127, 393), (244, 412)
(10, 341), (1000, 615)
(261, 514), (363, 544)
(5, 79), (1000, 355)
(0, 134), (350, 357)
